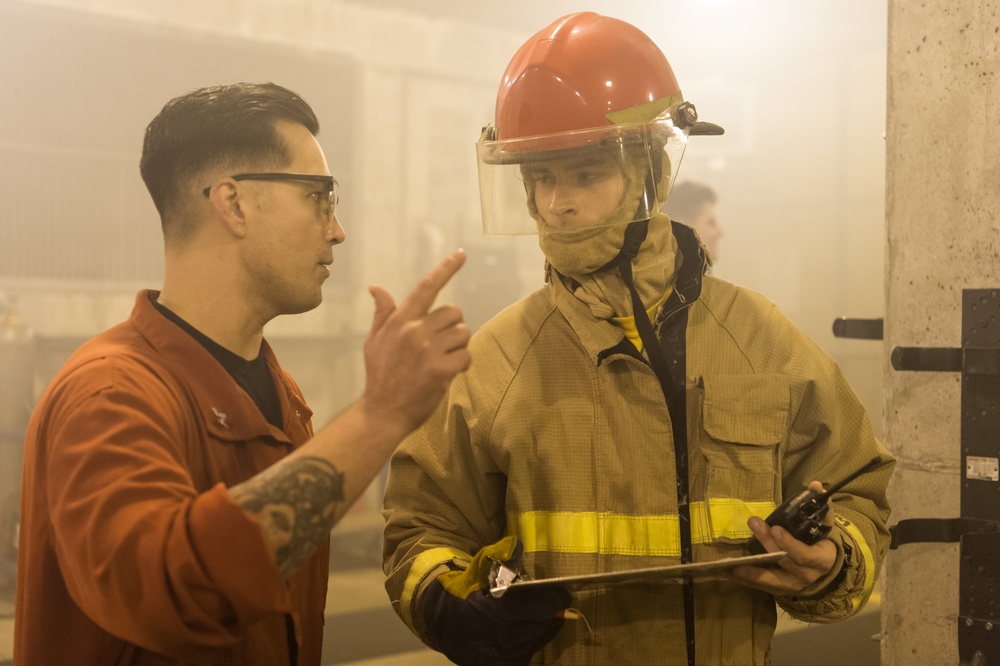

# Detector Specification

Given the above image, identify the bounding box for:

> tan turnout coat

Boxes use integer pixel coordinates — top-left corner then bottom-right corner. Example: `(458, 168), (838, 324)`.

(383, 224), (893, 665)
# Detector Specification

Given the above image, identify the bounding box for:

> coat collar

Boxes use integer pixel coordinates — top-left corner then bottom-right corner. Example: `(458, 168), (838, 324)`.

(655, 221), (707, 327)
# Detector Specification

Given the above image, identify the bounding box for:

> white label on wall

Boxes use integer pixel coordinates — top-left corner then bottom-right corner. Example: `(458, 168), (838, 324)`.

(966, 456), (1000, 482)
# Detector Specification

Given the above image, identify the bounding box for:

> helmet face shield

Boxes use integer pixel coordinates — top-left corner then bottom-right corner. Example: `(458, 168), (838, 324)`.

(476, 117), (688, 236)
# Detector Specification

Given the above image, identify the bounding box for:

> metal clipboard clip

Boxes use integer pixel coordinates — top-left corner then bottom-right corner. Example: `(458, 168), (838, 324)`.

(487, 557), (522, 598)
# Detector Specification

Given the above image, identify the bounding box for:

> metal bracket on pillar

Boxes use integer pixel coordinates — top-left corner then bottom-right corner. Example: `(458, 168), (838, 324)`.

(832, 317), (884, 340)
(890, 289), (1000, 664)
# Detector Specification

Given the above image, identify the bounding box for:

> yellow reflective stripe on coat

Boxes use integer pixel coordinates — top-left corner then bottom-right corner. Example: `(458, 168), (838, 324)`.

(509, 499), (775, 556)
(837, 516), (877, 611)
(399, 546), (470, 628)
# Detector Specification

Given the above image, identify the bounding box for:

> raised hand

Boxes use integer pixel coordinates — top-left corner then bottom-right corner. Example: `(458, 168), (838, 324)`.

(363, 250), (472, 432)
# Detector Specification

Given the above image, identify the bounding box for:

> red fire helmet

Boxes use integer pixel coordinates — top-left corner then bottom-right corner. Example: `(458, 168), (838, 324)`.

(477, 12), (722, 235)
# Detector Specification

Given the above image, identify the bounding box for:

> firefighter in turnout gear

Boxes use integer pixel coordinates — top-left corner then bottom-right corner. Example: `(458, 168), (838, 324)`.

(382, 12), (893, 665)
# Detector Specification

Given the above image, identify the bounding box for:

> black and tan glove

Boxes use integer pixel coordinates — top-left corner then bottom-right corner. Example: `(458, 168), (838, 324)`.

(421, 536), (571, 666)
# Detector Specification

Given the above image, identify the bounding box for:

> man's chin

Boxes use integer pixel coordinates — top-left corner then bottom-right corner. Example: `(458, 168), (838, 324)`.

(283, 293), (324, 317)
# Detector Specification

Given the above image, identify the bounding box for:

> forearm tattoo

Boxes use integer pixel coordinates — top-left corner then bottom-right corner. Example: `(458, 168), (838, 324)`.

(230, 456), (345, 578)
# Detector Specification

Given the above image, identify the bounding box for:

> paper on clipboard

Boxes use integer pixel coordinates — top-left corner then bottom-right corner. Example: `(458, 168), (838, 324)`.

(489, 551), (785, 598)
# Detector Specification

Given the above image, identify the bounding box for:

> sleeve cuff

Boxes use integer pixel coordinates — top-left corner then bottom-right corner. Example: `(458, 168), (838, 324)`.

(188, 483), (292, 624)
(790, 529), (849, 599)
(777, 521), (870, 623)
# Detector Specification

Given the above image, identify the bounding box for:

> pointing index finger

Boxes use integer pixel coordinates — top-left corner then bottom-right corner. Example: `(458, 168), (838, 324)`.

(397, 249), (467, 318)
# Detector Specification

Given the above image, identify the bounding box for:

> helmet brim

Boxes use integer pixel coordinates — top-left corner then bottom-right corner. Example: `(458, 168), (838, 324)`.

(689, 121), (725, 136)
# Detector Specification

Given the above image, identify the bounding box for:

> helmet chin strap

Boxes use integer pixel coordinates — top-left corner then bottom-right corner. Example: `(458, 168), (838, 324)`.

(596, 217), (677, 400)
(593, 146), (665, 276)
(599, 151), (675, 361)
(596, 157), (668, 369)
(598, 219), (673, 389)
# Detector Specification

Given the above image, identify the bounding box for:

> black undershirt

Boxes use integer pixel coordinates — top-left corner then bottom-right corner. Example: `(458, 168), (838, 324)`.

(152, 297), (283, 429)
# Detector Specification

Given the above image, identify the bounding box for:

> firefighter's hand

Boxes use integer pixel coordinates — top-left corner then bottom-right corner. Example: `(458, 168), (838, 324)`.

(421, 537), (571, 666)
(731, 481), (838, 596)
(363, 250), (471, 433)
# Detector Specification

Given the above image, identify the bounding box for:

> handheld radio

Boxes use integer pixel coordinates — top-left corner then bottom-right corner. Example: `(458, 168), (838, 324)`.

(748, 456), (883, 555)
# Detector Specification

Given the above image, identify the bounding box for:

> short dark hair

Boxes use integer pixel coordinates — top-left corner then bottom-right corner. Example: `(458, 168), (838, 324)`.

(139, 82), (320, 229)
(664, 181), (717, 223)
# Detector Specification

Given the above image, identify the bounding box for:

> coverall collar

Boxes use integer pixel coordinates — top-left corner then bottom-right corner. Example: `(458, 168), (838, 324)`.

(131, 290), (312, 447)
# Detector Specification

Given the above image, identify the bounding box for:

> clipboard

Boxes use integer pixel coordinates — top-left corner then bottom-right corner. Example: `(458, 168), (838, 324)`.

(489, 551), (785, 598)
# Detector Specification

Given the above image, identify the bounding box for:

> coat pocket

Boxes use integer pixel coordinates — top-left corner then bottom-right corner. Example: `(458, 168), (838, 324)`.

(698, 374), (790, 542)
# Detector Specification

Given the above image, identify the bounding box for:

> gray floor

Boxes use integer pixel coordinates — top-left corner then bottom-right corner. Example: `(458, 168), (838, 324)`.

(771, 606), (882, 666)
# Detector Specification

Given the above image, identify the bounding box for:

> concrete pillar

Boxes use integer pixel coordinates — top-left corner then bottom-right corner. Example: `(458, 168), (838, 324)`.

(883, 1), (1000, 663)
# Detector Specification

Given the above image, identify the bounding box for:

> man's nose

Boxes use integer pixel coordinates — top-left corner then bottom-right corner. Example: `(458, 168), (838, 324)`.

(326, 213), (346, 245)
(546, 185), (578, 217)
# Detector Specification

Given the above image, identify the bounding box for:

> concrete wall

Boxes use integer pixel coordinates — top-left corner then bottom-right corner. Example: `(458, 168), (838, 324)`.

(883, 0), (1000, 663)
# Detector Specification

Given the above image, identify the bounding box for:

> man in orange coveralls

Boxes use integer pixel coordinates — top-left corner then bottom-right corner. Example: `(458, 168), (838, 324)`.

(14, 82), (471, 665)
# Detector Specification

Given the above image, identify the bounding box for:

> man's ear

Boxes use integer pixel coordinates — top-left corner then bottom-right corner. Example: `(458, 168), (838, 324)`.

(206, 179), (248, 239)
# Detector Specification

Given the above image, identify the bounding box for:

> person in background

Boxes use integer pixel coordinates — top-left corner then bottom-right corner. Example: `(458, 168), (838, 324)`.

(15, 82), (471, 665)
(665, 180), (723, 265)
(382, 12), (893, 666)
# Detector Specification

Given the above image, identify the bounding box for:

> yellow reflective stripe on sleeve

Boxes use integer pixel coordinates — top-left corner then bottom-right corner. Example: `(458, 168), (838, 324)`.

(510, 499), (775, 556)
(399, 546), (470, 628)
(837, 516), (877, 611)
